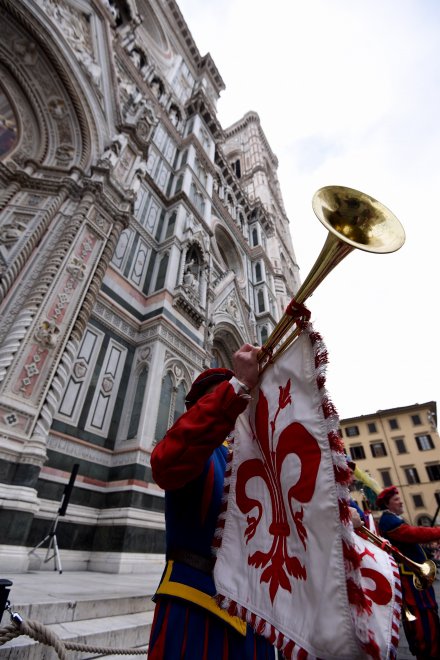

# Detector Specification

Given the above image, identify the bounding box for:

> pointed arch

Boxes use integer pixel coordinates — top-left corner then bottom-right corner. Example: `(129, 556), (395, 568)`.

(211, 322), (246, 370)
(154, 359), (192, 442)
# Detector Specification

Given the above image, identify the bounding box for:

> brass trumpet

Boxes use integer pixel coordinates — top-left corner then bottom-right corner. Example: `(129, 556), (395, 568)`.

(258, 186), (405, 368)
(360, 525), (437, 591)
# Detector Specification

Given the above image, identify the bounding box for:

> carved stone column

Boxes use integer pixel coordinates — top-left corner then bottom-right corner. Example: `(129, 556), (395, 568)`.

(0, 187), (127, 558)
(31, 215), (126, 444)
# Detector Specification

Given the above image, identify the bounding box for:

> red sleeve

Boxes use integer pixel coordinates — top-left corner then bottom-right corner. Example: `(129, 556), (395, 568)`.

(387, 523), (440, 544)
(151, 380), (249, 490)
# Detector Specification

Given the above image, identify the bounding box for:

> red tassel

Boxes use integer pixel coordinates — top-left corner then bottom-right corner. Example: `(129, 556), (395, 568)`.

(315, 349), (329, 368)
(340, 499), (351, 523)
(342, 539), (363, 570)
(334, 464), (350, 484)
(316, 373), (326, 389)
(362, 634), (381, 660)
(322, 398), (338, 418)
(346, 577), (372, 615)
(309, 330), (322, 345)
(328, 432), (345, 452)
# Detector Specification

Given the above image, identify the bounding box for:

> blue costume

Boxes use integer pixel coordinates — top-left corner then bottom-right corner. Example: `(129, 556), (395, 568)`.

(349, 498), (365, 522)
(148, 372), (275, 660)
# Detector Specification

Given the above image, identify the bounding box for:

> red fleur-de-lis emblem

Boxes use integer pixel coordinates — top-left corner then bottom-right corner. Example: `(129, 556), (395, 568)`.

(235, 380), (321, 602)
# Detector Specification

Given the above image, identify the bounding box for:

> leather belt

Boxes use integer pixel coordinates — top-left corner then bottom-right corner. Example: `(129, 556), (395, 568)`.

(167, 549), (215, 574)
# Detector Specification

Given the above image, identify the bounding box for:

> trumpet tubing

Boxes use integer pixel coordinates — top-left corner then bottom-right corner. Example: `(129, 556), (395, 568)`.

(360, 525), (437, 591)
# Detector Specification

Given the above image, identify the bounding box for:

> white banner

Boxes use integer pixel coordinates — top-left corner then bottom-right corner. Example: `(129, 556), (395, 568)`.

(213, 326), (401, 659)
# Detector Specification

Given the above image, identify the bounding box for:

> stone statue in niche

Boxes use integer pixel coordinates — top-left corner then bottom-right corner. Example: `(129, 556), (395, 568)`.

(226, 297), (239, 320)
(151, 77), (164, 100)
(99, 0), (120, 22)
(183, 258), (198, 291)
(129, 46), (143, 69)
(130, 162), (147, 193)
(98, 133), (127, 167)
(169, 105), (180, 127)
(205, 320), (214, 351)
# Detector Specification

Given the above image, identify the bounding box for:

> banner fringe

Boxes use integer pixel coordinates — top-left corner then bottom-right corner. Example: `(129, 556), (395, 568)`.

(213, 322), (401, 660)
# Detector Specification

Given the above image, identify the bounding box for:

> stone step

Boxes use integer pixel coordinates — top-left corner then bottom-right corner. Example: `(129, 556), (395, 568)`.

(8, 593), (154, 625)
(89, 654), (148, 660)
(0, 609), (153, 660)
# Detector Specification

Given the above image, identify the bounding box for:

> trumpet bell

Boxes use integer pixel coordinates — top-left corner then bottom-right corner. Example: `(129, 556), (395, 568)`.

(413, 558), (437, 591)
(258, 185), (406, 368)
(312, 186), (406, 254)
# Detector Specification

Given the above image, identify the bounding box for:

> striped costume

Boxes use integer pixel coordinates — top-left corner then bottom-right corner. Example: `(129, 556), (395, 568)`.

(149, 378), (275, 660)
(379, 510), (440, 659)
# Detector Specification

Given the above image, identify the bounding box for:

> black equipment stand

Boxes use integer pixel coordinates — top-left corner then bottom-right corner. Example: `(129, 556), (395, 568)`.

(0, 579), (12, 624)
(29, 464), (79, 574)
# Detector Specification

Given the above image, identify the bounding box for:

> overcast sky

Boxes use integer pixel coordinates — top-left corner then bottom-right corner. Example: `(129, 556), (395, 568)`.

(178, 0), (440, 420)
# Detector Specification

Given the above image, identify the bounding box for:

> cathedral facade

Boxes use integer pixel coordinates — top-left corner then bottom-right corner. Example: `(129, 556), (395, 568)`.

(0, 0), (300, 572)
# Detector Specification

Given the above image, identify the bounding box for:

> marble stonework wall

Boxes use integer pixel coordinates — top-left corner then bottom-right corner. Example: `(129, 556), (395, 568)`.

(0, 0), (300, 573)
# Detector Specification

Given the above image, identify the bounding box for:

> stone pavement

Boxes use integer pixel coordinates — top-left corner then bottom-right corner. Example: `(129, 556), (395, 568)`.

(1, 565), (439, 658)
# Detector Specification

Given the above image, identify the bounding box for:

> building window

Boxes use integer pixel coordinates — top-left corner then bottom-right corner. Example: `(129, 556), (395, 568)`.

(164, 211), (177, 239)
(367, 422), (377, 433)
(404, 467), (420, 484)
(251, 227), (259, 247)
(394, 437), (407, 454)
(257, 289), (265, 313)
(350, 445), (366, 460)
(173, 381), (187, 424)
(154, 253), (169, 290)
(388, 418), (399, 430)
(435, 492), (440, 506)
(370, 442), (387, 458)
(412, 494), (424, 508)
(190, 182), (205, 215)
(127, 366), (149, 439)
(233, 159), (241, 178)
(255, 262), (263, 282)
(411, 414), (422, 426)
(260, 325), (268, 345)
(345, 425), (360, 437)
(426, 464), (440, 482)
(155, 373), (173, 441)
(155, 373), (188, 442)
(415, 434), (434, 451)
(379, 470), (393, 487)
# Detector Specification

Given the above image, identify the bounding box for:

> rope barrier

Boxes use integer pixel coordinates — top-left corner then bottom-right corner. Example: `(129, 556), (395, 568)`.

(0, 612), (148, 658)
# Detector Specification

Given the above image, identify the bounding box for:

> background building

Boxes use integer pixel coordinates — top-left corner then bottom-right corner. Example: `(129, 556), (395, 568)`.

(0, 0), (300, 572)
(342, 401), (440, 526)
